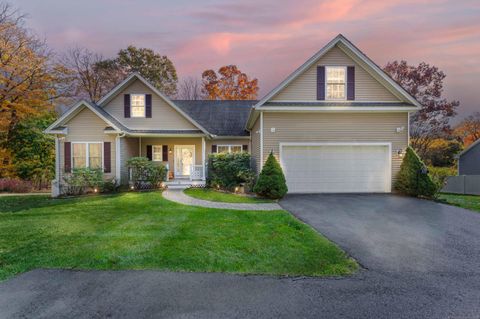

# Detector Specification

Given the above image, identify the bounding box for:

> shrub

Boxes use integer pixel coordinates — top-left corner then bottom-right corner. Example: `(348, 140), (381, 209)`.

(127, 157), (167, 190)
(101, 178), (119, 193)
(62, 168), (104, 195)
(428, 166), (456, 189)
(0, 178), (33, 193)
(253, 152), (288, 199)
(207, 152), (255, 191)
(394, 147), (438, 198)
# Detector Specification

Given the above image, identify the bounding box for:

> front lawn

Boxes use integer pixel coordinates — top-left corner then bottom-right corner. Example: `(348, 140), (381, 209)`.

(184, 187), (273, 203)
(0, 192), (357, 280)
(437, 193), (480, 213)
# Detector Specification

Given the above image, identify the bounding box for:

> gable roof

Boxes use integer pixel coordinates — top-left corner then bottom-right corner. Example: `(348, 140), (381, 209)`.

(458, 138), (480, 158)
(96, 73), (211, 135)
(255, 34), (421, 109)
(44, 100), (125, 134)
(174, 100), (255, 136)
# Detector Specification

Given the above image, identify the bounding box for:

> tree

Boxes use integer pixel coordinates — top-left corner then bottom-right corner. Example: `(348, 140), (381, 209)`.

(455, 112), (480, 147)
(176, 77), (203, 100)
(394, 147), (438, 198)
(383, 61), (459, 158)
(253, 152), (288, 199)
(8, 112), (56, 189)
(202, 65), (259, 100)
(423, 138), (462, 167)
(116, 46), (177, 96)
(0, 3), (65, 177)
(62, 48), (125, 103)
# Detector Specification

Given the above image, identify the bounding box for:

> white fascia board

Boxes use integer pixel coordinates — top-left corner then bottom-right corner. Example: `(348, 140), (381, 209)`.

(44, 100), (122, 134)
(125, 132), (206, 138)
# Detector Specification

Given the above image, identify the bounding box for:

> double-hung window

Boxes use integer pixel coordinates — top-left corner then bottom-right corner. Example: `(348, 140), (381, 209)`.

(217, 145), (242, 154)
(131, 94), (146, 117)
(72, 142), (103, 169)
(153, 145), (163, 161)
(326, 67), (346, 100)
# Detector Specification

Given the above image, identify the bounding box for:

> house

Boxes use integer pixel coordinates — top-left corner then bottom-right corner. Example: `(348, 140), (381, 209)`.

(458, 139), (480, 175)
(45, 34), (420, 196)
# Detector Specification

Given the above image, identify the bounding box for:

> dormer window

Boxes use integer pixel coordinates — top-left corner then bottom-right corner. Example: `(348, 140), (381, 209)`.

(326, 67), (346, 100)
(131, 94), (146, 117)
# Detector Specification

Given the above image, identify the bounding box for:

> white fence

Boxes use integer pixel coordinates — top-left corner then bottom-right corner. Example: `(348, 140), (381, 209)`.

(442, 175), (480, 195)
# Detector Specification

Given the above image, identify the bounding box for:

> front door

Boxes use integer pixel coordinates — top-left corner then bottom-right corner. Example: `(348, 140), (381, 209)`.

(174, 145), (195, 177)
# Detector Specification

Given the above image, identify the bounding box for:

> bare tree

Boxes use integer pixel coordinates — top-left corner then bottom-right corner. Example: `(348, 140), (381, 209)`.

(61, 48), (124, 103)
(176, 76), (203, 100)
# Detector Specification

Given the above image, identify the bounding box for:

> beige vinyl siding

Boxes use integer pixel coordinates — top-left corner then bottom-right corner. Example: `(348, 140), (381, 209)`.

(119, 137), (139, 184)
(262, 112), (408, 186)
(61, 107), (116, 180)
(139, 138), (203, 175)
(272, 46), (400, 102)
(103, 79), (198, 130)
(250, 118), (261, 173)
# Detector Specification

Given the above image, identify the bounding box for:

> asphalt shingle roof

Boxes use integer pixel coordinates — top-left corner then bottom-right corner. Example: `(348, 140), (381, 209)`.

(173, 100), (256, 136)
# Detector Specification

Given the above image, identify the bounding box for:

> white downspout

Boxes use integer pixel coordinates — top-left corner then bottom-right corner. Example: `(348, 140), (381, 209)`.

(260, 111), (264, 166)
(202, 137), (206, 181)
(115, 134), (121, 185)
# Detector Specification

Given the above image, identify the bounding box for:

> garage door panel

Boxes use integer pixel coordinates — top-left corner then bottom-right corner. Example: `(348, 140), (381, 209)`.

(281, 144), (391, 193)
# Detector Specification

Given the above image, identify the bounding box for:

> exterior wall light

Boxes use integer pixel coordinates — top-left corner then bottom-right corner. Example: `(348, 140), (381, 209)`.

(396, 149), (404, 157)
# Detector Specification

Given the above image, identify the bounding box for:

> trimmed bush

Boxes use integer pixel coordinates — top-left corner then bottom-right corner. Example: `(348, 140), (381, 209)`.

(127, 157), (167, 190)
(62, 168), (104, 195)
(253, 152), (288, 199)
(394, 147), (438, 198)
(207, 152), (255, 191)
(0, 178), (33, 193)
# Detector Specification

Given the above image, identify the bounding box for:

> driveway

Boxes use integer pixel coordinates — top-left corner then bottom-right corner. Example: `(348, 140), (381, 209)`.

(1, 194), (480, 318)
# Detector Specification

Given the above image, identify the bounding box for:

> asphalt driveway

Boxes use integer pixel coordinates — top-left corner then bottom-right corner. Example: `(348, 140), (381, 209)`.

(1, 194), (480, 318)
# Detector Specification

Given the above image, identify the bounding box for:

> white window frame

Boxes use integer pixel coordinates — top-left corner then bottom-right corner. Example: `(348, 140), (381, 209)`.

(71, 142), (104, 170)
(217, 144), (243, 154)
(130, 94), (146, 118)
(152, 145), (164, 162)
(325, 66), (347, 101)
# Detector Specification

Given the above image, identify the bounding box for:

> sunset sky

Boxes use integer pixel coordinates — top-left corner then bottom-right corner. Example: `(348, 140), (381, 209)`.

(17, 0), (480, 119)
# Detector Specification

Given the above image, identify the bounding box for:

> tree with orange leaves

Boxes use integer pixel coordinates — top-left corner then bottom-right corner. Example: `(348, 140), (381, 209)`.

(201, 65), (259, 100)
(454, 112), (480, 147)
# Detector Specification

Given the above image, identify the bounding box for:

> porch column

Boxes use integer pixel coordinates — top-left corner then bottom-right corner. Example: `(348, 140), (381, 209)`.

(202, 137), (206, 181)
(115, 135), (121, 184)
(52, 135), (61, 197)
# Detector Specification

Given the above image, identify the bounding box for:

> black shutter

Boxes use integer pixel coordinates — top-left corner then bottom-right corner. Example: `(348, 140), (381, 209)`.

(145, 94), (152, 118)
(162, 145), (168, 161)
(104, 142), (111, 173)
(347, 66), (355, 100)
(146, 145), (152, 161)
(124, 94), (131, 118)
(317, 66), (325, 100)
(64, 142), (71, 173)
(211, 145), (217, 153)
(242, 145), (248, 152)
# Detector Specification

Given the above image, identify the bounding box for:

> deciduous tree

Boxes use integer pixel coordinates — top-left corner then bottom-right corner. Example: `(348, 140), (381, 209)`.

(202, 65), (258, 100)
(0, 3), (65, 176)
(384, 61), (459, 158)
(176, 77), (203, 100)
(454, 112), (480, 147)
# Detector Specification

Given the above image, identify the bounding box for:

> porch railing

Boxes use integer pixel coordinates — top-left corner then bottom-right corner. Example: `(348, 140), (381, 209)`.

(190, 165), (204, 181)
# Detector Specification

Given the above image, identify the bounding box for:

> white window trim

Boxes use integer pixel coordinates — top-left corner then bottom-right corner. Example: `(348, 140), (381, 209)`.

(216, 144), (243, 153)
(325, 66), (347, 101)
(152, 145), (164, 162)
(71, 142), (104, 170)
(130, 94), (146, 118)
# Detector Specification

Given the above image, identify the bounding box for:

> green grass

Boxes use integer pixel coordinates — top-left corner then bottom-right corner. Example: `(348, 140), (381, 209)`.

(438, 193), (480, 213)
(0, 192), (357, 280)
(184, 188), (274, 203)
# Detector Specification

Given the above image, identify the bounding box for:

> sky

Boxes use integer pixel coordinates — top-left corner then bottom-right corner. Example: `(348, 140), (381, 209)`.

(16, 0), (480, 120)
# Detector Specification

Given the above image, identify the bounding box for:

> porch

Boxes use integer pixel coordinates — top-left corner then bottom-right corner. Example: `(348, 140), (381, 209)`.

(122, 136), (207, 187)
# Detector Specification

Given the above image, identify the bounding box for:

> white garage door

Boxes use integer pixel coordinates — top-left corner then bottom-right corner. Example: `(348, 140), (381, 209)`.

(280, 143), (391, 193)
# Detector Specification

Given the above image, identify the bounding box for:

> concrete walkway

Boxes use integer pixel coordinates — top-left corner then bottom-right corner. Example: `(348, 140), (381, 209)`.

(163, 189), (282, 211)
